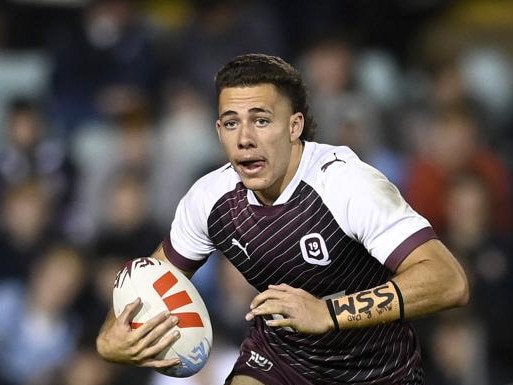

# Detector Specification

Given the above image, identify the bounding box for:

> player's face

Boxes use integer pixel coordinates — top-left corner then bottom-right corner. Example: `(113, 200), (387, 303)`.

(216, 84), (304, 205)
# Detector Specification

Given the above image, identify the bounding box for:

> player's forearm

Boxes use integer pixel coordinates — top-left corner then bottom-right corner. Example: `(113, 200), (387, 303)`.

(325, 281), (403, 330)
(96, 309), (118, 361)
(326, 240), (469, 330)
(325, 277), (465, 331)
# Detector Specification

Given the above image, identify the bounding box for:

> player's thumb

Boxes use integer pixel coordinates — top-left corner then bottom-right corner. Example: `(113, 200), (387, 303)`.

(119, 297), (142, 324)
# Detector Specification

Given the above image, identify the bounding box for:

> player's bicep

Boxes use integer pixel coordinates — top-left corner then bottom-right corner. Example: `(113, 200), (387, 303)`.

(395, 238), (466, 281)
(392, 239), (469, 315)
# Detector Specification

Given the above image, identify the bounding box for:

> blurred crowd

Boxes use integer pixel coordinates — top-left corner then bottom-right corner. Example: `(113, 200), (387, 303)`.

(0, 0), (512, 384)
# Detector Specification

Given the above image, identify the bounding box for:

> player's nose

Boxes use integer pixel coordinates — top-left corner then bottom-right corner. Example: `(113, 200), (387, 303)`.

(237, 122), (257, 149)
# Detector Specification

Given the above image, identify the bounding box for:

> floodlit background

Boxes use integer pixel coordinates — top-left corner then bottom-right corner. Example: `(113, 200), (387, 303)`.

(0, 0), (511, 384)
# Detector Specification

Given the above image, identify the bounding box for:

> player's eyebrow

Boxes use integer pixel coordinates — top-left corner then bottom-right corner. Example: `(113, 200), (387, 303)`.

(248, 107), (273, 115)
(219, 107), (273, 120)
(218, 110), (237, 120)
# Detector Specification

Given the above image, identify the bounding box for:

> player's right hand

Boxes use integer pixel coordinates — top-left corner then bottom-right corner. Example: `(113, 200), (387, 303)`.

(96, 298), (182, 369)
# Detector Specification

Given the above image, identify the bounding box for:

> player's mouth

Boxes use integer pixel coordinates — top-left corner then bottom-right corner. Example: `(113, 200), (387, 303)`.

(237, 158), (266, 176)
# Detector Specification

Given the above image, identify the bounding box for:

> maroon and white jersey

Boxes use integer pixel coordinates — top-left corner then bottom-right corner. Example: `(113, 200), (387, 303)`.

(164, 141), (435, 383)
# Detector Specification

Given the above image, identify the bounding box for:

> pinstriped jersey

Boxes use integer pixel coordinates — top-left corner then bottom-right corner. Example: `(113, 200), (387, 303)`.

(165, 141), (435, 383)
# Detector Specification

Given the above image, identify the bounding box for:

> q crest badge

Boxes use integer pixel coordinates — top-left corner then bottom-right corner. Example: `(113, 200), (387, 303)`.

(300, 233), (331, 266)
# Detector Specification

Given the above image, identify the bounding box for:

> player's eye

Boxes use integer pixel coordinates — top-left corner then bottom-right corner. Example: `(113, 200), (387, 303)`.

(223, 120), (238, 130)
(255, 118), (270, 127)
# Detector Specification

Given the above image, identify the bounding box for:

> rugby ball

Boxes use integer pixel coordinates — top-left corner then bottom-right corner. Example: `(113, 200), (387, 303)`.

(112, 257), (212, 377)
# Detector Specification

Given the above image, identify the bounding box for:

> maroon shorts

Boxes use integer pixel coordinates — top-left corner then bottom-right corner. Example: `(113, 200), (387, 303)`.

(224, 326), (312, 385)
(224, 323), (423, 385)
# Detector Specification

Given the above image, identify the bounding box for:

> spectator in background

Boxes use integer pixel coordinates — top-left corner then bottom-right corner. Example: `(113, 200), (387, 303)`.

(153, 82), (223, 228)
(69, 89), (158, 243)
(298, 37), (404, 186)
(427, 59), (483, 115)
(426, 312), (487, 385)
(443, 174), (513, 384)
(93, 170), (163, 259)
(0, 179), (58, 280)
(298, 37), (378, 146)
(417, 172), (513, 385)
(401, 57), (487, 161)
(404, 103), (512, 236)
(165, 0), (285, 99)
(0, 243), (86, 385)
(47, 0), (158, 135)
(0, 98), (77, 225)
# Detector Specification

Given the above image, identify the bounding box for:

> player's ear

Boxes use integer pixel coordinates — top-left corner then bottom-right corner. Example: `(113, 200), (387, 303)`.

(289, 113), (304, 141)
(215, 120), (222, 142)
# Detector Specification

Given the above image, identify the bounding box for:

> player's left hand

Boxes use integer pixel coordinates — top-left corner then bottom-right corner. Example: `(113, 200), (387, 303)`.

(245, 283), (333, 334)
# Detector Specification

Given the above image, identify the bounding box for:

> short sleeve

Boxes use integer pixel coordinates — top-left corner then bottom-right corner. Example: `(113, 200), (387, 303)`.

(165, 180), (217, 271)
(324, 158), (435, 270)
(164, 164), (238, 272)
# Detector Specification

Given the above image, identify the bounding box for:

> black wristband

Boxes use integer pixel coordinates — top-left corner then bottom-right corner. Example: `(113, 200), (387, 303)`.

(389, 280), (405, 322)
(325, 299), (340, 331)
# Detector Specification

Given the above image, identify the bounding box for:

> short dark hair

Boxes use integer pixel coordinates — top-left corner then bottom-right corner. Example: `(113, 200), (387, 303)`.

(215, 53), (316, 141)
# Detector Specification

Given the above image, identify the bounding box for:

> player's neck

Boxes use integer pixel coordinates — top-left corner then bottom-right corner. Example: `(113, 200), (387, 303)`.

(254, 140), (304, 206)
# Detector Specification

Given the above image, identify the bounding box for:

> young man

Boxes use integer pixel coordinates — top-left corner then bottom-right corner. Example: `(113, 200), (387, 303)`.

(97, 54), (469, 384)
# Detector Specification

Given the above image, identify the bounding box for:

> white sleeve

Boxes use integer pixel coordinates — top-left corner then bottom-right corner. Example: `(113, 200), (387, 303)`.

(169, 180), (217, 264)
(325, 158), (432, 266)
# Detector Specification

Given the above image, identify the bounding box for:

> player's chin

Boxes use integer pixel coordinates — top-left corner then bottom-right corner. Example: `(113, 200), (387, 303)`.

(239, 176), (269, 192)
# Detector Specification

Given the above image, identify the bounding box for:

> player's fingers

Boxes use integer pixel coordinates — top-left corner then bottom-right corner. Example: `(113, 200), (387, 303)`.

(129, 323), (180, 363)
(133, 311), (173, 339)
(139, 357), (181, 369)
(268, 283), (294, 292)
(249, 288), (288, 310)
(138, 327), (181, 359)
(269, 284), (307, 298)
(246, 299), (289, 320)
(248, 292), (269, 310)
(135, 313), (179, 344)
(264, 316), (293, 329)
(245, 311), (255, 321)
(118, 298), (142, 325)
(138, 316), (180, 349)
(152, 326), (181, 351)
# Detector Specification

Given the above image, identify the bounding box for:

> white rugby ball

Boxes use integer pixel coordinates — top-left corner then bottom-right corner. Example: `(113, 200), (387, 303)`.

(112, 257), (212, 377)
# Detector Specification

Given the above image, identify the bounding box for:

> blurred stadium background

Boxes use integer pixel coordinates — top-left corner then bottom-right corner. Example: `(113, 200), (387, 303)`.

(0, 0), (511, 384)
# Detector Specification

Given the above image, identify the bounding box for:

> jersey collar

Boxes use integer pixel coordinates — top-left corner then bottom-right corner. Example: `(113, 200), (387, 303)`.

(247, 141), (313, 206)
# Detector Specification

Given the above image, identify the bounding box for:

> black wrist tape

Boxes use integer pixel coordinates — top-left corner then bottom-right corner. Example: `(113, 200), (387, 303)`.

(389, 280), (405, 322)
(325, 299), (340, 331)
